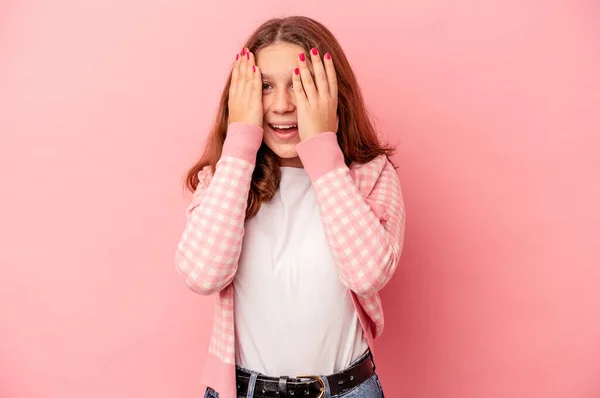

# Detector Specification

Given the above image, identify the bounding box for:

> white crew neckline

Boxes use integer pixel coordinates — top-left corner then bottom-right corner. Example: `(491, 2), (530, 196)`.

(280, 166), (308, 176)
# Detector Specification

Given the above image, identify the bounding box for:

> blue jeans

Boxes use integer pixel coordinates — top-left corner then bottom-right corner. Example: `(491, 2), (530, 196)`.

(204, 352), (385, 398)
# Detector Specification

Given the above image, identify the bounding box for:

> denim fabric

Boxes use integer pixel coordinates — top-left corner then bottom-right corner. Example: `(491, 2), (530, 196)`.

(204, 387), (219, 398)
(331, 373), (384, 397)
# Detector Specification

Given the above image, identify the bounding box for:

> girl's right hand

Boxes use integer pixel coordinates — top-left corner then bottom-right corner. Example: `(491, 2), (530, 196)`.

(227, 48), (263, 128)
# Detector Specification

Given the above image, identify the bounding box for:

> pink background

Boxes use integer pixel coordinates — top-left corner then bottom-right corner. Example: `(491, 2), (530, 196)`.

(1, 0), (599, 397)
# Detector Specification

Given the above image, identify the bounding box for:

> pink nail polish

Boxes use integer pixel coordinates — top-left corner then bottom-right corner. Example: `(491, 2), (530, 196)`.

(312, 48), (318, 56)
(294, 68), (299, 75)
(241, 48), (246, 55)
(253, 65), (256, 72)
(299, 53), (305, 62)
(236, 54), (239, 60)
(325, 53), (331, 60)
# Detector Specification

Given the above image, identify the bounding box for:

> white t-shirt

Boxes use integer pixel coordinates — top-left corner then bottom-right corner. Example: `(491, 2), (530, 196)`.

(233, 166), (369, 376)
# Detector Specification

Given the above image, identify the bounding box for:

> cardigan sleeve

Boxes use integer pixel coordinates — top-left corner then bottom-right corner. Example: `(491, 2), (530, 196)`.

(174, 123), (263, 295)
(296, 132), (406, 296)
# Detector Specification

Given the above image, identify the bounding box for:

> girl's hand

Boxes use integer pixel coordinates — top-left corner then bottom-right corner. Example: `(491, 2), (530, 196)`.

(227, 48), (263, 128)
(292, 48), (339, 141)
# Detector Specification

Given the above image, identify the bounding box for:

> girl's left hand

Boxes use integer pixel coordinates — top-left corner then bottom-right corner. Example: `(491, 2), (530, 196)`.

(292, 48), (339, 141)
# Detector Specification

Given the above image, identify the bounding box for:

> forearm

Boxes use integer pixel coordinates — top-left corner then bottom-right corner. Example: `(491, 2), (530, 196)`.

(297, 133), (406, 296)
(175, 123), (263, 295)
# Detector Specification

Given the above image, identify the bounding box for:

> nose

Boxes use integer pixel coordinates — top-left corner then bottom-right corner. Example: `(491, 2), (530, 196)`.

(271, 88), (295, 114)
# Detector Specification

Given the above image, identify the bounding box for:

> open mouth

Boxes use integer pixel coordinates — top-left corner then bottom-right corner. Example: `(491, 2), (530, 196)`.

(268, 124), (299, 139)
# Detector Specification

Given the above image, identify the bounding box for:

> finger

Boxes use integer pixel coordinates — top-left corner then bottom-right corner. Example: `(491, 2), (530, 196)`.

(238, 47), (249, 93)
(323, 52), (338, 100)
(309, 48), (329, 97)
(297, 52), (318, 103)
(292, 67), (308, 108)
(230, 51), (242, 97)
(242, 50), (255, 96)
(251, 63), (262, 103)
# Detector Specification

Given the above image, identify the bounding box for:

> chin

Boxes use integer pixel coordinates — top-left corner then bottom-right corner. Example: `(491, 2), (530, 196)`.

(263, 132), (300, 159)
(267, 144), (299, 159)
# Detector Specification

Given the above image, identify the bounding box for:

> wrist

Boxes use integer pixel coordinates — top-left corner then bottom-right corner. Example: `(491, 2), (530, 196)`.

(296, 132), (345, 180)
(222, 123), (264, 163)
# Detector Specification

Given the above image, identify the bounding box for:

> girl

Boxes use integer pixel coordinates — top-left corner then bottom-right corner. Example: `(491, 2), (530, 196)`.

(175, 16), (405, 398)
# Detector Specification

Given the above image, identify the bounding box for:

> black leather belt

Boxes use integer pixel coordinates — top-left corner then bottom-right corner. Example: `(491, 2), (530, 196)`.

(236, 351), (375, 398)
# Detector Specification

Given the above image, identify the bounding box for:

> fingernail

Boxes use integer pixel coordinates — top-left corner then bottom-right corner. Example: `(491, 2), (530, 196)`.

(241, 48), (246, 55)
(294, 68), (299, 75)
(236, 54), (239, 60)
(299, 53), (305, 62)
(325, 53), (331, 60)
(253, 65), (256, 72)
(312, 48), (318, 56)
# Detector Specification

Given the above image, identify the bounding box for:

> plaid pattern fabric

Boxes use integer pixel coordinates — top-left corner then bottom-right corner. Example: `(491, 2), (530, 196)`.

(176, 153), (405, 365)
(175, 156), (253, 364)
(314, 159), (405, 337)
(176, 156), (254, 297)
(175, 128), (405, 376)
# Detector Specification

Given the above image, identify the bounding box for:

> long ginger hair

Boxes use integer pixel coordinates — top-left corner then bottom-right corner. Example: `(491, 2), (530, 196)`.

(185, 16), (396, 219)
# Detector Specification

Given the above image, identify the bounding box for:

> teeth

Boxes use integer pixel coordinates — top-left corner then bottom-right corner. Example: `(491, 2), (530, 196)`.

(272, 125), (297, 130)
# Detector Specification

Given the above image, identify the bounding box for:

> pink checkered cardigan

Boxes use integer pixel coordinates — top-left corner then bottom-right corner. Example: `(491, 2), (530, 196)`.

(175, 122), (405, 398)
